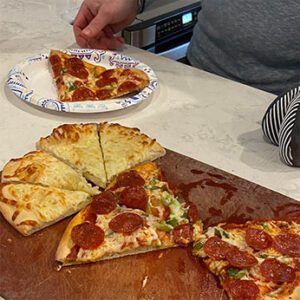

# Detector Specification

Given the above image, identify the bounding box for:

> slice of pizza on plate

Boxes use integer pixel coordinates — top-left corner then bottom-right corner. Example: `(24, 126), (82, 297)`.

(56, 162), (202, 266)
(48, 49), (150, 102)
(37, 123), (107, 188)
(93, 68), (150, 100)
(192, 218), (300, 300)
(99, 122), (166, 183)
(1, 150), (99, 195)
(49, 49), (106, 102)
(0, 183), (91, 236)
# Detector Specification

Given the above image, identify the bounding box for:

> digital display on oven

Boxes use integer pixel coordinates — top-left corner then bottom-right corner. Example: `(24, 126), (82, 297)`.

(182, 12), (192, 25)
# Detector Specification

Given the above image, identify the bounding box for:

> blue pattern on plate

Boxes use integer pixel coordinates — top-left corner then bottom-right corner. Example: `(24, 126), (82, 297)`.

(7, 49), (158, 113)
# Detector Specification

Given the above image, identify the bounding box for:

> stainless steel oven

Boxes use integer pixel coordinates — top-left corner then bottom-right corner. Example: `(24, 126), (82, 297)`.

(122, 0), (201, 61)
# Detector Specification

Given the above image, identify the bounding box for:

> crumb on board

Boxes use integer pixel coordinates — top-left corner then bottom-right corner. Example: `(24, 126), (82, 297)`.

(7, 238), (12, 243)
(67, 269), (72, 274)
(142, 275), (148, 288)
(55, 264), (62, 272)
(158, 253), (163, 259)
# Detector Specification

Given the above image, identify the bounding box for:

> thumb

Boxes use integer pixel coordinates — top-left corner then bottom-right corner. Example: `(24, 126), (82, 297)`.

(82, 11), (109, 39)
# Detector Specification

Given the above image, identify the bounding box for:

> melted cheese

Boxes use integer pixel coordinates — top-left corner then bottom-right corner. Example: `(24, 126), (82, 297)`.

(1, 151), (99, 195)
(37, 124), (107, 188)
(0, 183), (91, 236)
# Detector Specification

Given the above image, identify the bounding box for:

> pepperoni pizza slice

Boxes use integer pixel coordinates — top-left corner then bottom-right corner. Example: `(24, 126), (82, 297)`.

(48, 50), (150, 102)
(192, 218), (300, 300)
(49, 49), (106, 102)
(56, 162), (203, 266)
(93, 67), (149, 100)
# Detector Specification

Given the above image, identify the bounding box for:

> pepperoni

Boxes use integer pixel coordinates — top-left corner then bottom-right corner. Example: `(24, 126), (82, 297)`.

(203, 236), (233, 260)
(294, 259), (300, 271)
(49, 54), (61, 66)
(84, 210), (97, 223)
(186, 201), (199, 223)
(260, 258), (296, 283)
(109, 213), (143, 234)
(96, 89), (112, 100)
(118, 81), (138, 94)
(273, 233), (300, 257)
(163, 206), (171, 220)
(223, 279), (260, 300)
(90, 191), (117, 215)
(71, 222), (105, 250)
(245, 228), (273, 250)
(66, 245), (80, 260)
(121, 69), (141, 81)
(226, 247), (258, 268)
(114, 170), (145, 188)
(96, 77), (117, 88)
(203, 236), (257, 268)
(100, 69), (115, 79)
(52, 64), (62, 78)
(65, 57), (88, 79)
(72, 87), (97, 101)
(172, 224), (193, 246)
(119, 186), (148, 211)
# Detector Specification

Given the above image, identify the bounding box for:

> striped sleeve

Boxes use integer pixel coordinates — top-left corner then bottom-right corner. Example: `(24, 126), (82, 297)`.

(279, 95), (300, 166)
(262, 85), (300, 145)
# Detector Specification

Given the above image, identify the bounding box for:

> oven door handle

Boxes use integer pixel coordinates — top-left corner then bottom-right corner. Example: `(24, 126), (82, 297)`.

(158, 42), (190, 61)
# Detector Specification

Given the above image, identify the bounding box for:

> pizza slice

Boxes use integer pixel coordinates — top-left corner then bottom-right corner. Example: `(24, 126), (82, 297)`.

(106, 162), (202, 231)
(37, 123), (107, 188)
(49, 50), (150, 102)
(99, 122), (166, 183)
(1, 150), (99, 195)
(49, 49), (106, 102)
(56, 162), (202, 265)
(93, 67), (150, 100)
(0, 183), (91, 236)
(192, 218), (300, 300)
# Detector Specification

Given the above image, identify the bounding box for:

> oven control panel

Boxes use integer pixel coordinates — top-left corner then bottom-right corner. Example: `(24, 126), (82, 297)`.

(156, 7), (200, 40)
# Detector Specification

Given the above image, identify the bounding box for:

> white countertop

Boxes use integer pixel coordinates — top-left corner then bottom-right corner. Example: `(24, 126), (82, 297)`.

(1, 0), (299, 201)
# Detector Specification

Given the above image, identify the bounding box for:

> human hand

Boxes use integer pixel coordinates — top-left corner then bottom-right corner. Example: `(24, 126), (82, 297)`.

(73, 0), (138, 50)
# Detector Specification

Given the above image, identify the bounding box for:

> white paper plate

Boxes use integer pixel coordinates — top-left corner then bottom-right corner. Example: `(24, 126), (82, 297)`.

(7, 49), (158, 113)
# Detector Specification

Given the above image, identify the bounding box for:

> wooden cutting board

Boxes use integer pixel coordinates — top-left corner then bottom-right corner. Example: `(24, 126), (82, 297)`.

(1, 150), (300, 300)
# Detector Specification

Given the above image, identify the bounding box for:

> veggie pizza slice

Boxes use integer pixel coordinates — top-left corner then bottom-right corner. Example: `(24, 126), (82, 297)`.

(56, 162), (203, 266)
(193, 218), (300, 300)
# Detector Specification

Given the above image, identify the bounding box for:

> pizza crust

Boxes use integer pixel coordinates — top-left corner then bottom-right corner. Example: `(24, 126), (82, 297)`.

(99, 122), (166, 182)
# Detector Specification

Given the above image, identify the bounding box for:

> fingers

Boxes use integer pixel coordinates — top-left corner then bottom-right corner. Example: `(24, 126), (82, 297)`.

(81, 9), (109, 40)
(73, 2), (94, 48)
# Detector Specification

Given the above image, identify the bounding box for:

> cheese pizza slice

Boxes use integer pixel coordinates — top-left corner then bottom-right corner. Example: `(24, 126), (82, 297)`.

(0, 183), (91, 236)
(99, 122), (166, 183)
(49, 49), (106, 102)
(192, 218), (300, 300)
(1, 151), (99, 195)
(37, 123), (107, 188)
